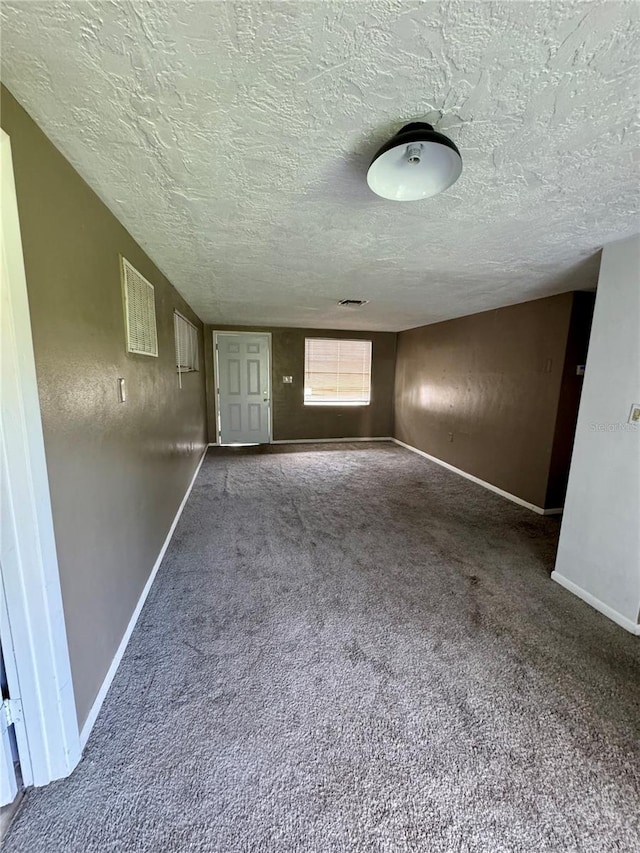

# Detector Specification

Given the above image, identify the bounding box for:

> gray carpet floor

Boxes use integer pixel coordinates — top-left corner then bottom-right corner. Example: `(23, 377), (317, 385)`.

(4, 442), (639, 852)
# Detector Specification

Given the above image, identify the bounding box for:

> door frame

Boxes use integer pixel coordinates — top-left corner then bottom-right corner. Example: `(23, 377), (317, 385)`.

(212, 331), (273, 445)
(0, 128), (81, 789)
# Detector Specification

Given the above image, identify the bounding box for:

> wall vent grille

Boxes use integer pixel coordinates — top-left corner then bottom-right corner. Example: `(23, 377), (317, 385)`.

(121, 258), (158, 357)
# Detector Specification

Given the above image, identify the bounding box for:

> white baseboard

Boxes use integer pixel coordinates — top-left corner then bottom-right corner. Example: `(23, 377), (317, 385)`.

(79, 446), (209, 748)
(270, 436), (393, 445)
(391, 438), (561, 516)
(551, 572), (640, 635)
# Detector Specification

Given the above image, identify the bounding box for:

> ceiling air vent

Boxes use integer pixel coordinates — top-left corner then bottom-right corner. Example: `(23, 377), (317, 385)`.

(121, 257), (158, 357)
(338, 299), (369, 307)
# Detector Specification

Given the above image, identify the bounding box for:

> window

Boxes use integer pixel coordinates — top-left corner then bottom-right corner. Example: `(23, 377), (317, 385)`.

(304, 338), (372, 406)
(174, 311), (199, 381)
(121, 258), (158, 356)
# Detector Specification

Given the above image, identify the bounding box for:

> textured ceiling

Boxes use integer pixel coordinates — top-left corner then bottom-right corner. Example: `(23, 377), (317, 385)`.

(1, 1), (639, 331)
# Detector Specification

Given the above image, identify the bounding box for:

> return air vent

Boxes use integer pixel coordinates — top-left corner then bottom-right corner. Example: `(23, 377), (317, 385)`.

(121, 258), (158, 357)
(338, 299), (369, 307)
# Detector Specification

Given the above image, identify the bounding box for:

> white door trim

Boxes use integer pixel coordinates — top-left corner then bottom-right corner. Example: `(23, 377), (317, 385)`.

(212, 331), (273, 445)
(0, 128), (81, 786)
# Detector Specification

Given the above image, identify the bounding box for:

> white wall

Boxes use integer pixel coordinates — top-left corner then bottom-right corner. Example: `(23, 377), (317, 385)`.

(552, 234), (640, 634)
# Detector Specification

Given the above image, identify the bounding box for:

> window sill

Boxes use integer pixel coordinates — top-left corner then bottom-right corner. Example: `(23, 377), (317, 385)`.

(304, 402), (370, 407)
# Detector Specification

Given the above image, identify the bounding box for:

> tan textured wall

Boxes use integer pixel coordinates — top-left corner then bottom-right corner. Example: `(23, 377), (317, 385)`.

(394, 294), (576, 509)
(205, 326), (396, 442)
(1, 86), (208, 728)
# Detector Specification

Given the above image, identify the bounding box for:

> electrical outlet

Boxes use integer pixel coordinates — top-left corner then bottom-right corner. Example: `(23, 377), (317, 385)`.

(282, 376), (293, 384)
(448, 432), (454, 442)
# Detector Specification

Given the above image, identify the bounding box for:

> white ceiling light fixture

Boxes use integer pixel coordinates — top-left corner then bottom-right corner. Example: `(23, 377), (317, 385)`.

(367, 122), (462, 201)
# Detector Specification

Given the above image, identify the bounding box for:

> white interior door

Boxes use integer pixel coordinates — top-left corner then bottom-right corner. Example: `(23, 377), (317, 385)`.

(215, 333), (271, 445)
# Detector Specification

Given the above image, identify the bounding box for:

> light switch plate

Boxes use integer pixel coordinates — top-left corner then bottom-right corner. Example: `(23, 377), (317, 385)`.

(628, 404), (640, 425)
(282, 376), (293, 384)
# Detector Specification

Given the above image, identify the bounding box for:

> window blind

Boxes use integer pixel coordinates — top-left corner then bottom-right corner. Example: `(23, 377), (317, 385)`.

(304, 338), (372, 405)
(121, 258), (158, 357)
(174, 312), (199, 374)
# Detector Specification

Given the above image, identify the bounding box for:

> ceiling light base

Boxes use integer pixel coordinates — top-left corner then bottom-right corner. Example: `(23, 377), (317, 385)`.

(367, 122), (462, 201)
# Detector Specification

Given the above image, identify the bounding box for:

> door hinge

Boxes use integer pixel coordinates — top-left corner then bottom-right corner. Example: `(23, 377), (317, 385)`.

(2, 697), (23, 728)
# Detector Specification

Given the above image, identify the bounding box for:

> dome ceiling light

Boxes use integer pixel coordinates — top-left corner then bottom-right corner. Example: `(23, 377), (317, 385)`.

(366, 122), (462, 201)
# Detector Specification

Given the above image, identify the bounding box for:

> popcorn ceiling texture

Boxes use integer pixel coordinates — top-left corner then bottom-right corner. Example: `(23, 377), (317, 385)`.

(1, 1), (639, 331)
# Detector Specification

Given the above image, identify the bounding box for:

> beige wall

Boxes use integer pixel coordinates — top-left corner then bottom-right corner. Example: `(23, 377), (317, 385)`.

(1, 86), (208, 728)
(205, 325), (396, 442)
(394, 293), (590, 509)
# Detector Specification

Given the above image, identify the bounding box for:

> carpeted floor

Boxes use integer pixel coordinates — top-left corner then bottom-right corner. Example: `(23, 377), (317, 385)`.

(4, 442), (639, 852)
